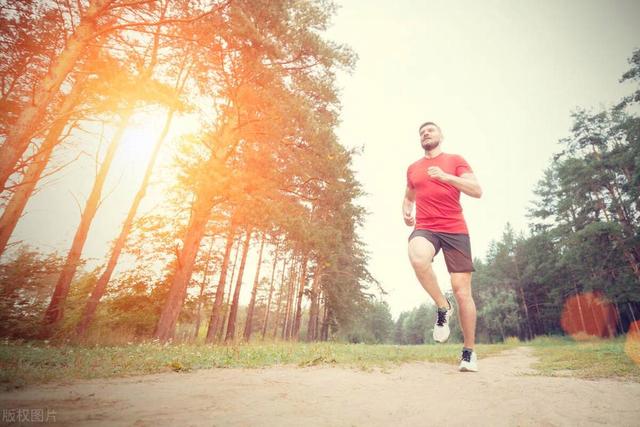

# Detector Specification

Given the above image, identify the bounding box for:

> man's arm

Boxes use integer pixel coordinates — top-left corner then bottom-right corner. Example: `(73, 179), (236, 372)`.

(448, 172), (483, 198)
(403, 185), (416, 226)
(427, 167), (483, 198)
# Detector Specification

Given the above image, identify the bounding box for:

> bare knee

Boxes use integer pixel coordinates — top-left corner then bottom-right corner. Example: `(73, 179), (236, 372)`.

(408, 251), (432, 272)
(408, 238), (435, 272)
(453, 286), (472, 302)
(451, 273), (473, 302)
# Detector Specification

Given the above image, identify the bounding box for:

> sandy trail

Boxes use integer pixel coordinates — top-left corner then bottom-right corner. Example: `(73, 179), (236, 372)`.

(1, 346), (638, 426)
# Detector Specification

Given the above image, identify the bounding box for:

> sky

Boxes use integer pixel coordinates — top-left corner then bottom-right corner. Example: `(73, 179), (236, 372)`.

(325, 0), (640, 318)
(5, 0), (640, 321)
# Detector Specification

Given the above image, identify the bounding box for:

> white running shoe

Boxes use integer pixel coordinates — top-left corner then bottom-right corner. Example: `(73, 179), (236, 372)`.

(432, 299), (453, 343)
(459, 348), (478, 372)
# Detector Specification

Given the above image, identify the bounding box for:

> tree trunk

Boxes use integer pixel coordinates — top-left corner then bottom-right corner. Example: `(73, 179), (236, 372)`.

(40, 107), (133, 337)
(225, 228), (252, 342)
(498, 319), (505, 342)
(204, 227), (235, 343)
(532, 291), (542, 336)
(629, 303), (638, 330)
(0, 0), (113, 191)
(292, 253), (308, 340)
(243, 233), (266, 341)
(153, 179), (220, 342)
(226, 238), (241, 305)
(282, 255), (298, 340)
(320, 292), (329, 341)
(270, 255), (288, 339)
(614, 302), (623, 335)
(261, 240), (280, 339)
(219, 236), (241, 341)
(512, 249), (533, 340)
(602, 181), (640, 280)
(156, 115), (240, 343)
(306, 263), (322, 341)
(76, 107), (177, 337)
(193, 240), (218, 341)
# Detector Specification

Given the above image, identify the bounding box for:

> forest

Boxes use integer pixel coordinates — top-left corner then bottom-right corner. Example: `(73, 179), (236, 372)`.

(0, 0), (378, 344)
(0, 1), (638, 347)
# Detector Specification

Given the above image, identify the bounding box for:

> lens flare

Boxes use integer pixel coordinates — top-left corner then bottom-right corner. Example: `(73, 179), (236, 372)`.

(625, 321), (640, 365)
(560, 291), (617, 339)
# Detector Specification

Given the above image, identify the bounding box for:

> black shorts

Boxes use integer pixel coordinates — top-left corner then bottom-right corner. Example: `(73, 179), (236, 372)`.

(408, 229), (475, 273)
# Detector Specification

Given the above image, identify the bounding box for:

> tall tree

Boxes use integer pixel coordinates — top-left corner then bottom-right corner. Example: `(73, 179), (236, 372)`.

(224, 227), (252, 342)
(203, 226), (236, 343)
(243, 232), (266, 341)
(0, 71), (88, 257)
(75, 50), (192, 337)
(292, 252), (308, 339)
(41, 26), (173, 336)
(260, 238), (281, 340)
(154, 0), (355, 341)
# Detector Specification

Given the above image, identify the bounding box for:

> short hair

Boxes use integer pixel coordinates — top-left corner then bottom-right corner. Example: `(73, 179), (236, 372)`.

(418, 121), (441, 133)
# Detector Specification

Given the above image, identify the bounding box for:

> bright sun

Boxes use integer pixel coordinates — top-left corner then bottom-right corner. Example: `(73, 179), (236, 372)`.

(119, 108), (199, 164)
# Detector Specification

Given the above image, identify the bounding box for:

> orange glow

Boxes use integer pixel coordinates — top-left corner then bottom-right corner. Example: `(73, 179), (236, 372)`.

(560, 291), (617, 339)
(625, 321), (640, 365)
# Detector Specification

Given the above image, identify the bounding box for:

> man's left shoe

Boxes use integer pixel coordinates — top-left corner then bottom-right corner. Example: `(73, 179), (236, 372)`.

(459, 348), (478, 372)
(432, 299), (453, 343)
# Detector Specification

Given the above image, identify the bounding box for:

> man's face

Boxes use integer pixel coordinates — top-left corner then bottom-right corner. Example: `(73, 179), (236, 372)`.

(419, 124), (442, 151)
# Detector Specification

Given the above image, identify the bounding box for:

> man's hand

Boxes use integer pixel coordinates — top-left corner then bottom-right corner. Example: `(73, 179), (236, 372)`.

(427, 166), (451, 182)
(403, 184), (416, 226)
(403, 209), (415, 226)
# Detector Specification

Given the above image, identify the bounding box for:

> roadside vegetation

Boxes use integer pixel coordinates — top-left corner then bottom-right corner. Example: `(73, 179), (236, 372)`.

(2, 335), (639, 390)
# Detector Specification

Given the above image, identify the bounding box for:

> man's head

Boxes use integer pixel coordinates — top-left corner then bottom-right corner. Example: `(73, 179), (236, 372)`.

(418, 121), (442, 151)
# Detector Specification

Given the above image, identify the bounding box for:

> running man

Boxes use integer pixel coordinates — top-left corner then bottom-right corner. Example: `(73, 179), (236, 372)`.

(403, 121), (483, 372)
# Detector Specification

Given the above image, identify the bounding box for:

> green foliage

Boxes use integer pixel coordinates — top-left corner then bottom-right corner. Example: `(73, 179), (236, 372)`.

(392, 298), (462, 345)
(0, 246), (65, 339)
(476, 285), (520, 342)
(101, 270), (166, 338)
(337, 300), (394, 344)
(474, 49), (640, 342)
(404, 303), (432, 344)
(617, 48), (640, 109)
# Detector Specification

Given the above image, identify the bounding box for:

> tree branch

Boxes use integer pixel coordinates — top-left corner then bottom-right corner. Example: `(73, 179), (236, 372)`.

(94, 0), (232, 38)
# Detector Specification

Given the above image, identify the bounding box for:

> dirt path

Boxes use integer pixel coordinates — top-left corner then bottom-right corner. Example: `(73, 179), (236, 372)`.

(1, 347), (639, 426)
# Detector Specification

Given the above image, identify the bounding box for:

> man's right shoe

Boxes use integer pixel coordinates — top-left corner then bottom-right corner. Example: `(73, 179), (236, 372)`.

(459, 348), (478, 372)
(432, 299), (453, 343)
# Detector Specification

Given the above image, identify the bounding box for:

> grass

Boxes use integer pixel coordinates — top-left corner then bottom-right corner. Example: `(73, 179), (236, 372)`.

(1, 335), (639, 390)
(526, 335), (640, 382)
(0, 338), (517, 390)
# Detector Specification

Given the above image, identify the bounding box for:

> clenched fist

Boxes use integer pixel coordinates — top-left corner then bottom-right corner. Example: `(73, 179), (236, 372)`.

(427, 166), (451, 182)
(403, 209), (415, 226)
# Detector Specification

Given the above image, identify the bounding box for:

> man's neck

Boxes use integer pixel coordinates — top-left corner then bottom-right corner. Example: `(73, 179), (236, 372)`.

(424, 147), (442, 159)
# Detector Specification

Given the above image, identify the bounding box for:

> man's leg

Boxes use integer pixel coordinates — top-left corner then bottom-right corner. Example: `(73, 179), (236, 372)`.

(408, 237), (448, 308)
(450, 272), (476, 348)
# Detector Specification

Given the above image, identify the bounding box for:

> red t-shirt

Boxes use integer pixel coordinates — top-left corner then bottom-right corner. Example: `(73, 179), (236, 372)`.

(406, 152), (473, 234)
